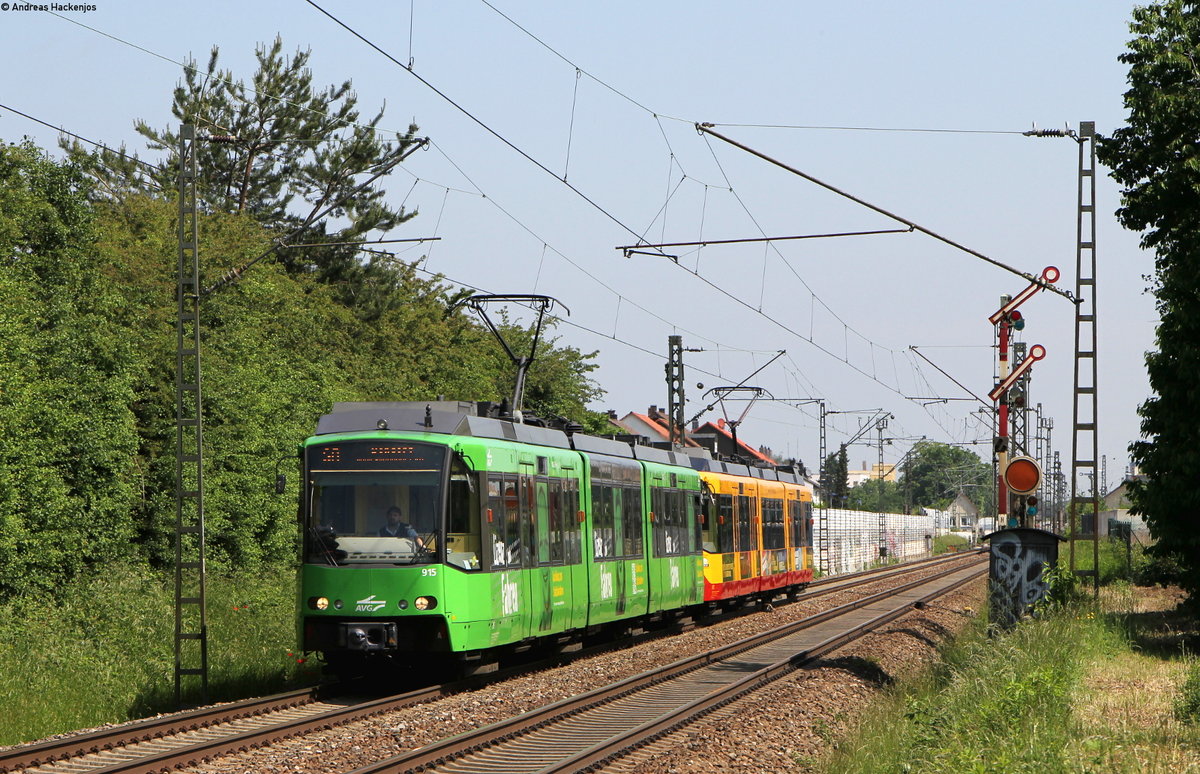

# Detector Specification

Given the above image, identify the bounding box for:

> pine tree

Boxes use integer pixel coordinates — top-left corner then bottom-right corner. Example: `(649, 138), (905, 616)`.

(64, 36), (423, 320)
(822, 447), (850, 507)
(1097, 1), (1200, 597)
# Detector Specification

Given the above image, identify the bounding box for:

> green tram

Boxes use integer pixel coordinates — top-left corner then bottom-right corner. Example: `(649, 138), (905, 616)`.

(299, 401), (707, 676)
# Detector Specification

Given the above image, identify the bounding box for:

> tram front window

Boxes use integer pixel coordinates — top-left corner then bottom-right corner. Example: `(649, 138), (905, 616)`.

(305, 441), (446, 565)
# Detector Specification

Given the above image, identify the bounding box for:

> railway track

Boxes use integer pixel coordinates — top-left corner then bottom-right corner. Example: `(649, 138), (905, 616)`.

(350, 558), (985, 774)
(1, 551), (982, 774)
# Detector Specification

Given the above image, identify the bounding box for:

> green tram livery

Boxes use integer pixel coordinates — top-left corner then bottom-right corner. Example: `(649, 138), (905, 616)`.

(298, 401), (811, 676)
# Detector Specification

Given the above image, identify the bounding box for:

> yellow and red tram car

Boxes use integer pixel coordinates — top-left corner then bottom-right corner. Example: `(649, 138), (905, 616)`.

(697, 461), (813, 602)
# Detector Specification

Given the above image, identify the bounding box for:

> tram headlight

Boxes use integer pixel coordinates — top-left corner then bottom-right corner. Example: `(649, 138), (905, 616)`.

(414, 596), (437, 611)
(308, 596), (329, 611)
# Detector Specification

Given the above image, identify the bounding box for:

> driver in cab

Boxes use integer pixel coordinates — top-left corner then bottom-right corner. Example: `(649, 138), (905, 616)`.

(379, 506), (425, 549)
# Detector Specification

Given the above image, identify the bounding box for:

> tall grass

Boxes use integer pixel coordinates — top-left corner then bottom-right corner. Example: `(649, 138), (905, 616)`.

(0, 564), (317, 746)
(1064, 536), (1144, 585)
(821, 603), (1126, 773)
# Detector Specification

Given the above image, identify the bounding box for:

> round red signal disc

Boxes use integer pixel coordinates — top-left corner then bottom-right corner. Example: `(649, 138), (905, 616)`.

(1004, 456), (1041, 495)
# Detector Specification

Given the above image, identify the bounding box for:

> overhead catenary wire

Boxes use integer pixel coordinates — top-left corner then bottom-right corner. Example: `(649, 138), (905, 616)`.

(696, 122), (1077, 303)
(52, 5), (1010, 457)
(476, 0), (691, 125)
(704, 122), (1027, 135)
(47, 11), (415, 142)
(28, 9), (1003, 465)
(304, 0), (671, 257)
(204, 137), (430, 296)
(423, 140), (769, 355)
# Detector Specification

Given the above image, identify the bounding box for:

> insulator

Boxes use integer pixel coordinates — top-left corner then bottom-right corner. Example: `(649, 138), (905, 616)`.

(204, 134), (240, 144)
(1022, 128), (1070, 138)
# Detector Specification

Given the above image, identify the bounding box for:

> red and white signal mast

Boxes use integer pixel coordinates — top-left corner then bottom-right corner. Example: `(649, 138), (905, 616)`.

(989, 267), (1057, 527)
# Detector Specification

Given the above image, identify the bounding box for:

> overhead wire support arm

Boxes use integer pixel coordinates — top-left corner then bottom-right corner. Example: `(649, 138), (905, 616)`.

(686, 349), (785, 426)
(908, 345), (994, 411)
(615, 227), (913, 256)
(694, 122), (1077, 303)
(281, 237), (442, 249)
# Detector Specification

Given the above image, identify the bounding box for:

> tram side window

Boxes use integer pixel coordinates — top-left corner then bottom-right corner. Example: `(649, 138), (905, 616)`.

(505, 479), (523, 568)
(763, 498), (785, 550)
(803, 500), (814, 549)
(621, 485), (643, 557)
(563, 478), (582, 564)
(547, 479), (564, 563)
(520, 477), (535, 568)
(447, 465), (481, 571)
(651, 488), (664, 556)
(592, 483), (615, 559)
(672, 490), (688, 555)
(716, 494), (734, 553)
(653, 489), (689, 557)
(788, 499), (802, 548)
(736, 495), (754, 552)
(485, 477), (507, 569)
(692, 492), (703, 553)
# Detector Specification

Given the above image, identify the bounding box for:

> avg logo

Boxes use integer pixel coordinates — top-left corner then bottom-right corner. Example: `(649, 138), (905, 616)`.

(355, 595), (386, 612)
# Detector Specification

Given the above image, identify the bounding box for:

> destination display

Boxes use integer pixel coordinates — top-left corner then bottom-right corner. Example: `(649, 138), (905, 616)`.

(309, 441), (446, 471)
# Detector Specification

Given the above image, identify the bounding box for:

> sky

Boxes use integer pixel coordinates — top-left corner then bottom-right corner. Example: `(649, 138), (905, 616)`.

(0, 1), (1157, 494)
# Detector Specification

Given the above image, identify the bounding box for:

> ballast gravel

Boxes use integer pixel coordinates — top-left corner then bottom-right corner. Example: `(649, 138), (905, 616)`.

(173, 558), (986, 774)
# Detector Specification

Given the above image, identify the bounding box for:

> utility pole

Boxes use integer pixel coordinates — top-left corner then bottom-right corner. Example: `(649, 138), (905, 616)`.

(876, 414), (890, 561)
(174, 124), (208, 706)
(666, 335), (686, 447)
(1069, 121), (1101, 593)
(170, 123), (430, 707)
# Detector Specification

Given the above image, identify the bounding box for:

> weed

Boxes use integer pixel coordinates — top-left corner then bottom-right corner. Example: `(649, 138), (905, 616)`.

(1175, 659), (1200, 723)
(0, 565), (313, 745)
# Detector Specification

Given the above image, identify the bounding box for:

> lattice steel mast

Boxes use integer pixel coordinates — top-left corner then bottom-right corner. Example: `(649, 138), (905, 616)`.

(174, 124), (208, 706)
(1069, 122), (1100, 591)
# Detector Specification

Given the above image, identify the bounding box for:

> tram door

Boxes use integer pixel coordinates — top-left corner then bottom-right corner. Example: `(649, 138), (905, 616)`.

(530, 476), (568, 634)
(515, 470), (534, 640)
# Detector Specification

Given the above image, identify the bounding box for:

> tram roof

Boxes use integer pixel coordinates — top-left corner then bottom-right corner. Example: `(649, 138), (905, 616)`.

(315, 401), (807, 484)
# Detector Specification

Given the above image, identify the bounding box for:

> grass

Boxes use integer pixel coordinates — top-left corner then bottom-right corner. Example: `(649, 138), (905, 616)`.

(1062, 536), (1143, 585)
(817, 582), (1200, 773)
(0, 564), (319, 746)
(932, 533), (970, 555)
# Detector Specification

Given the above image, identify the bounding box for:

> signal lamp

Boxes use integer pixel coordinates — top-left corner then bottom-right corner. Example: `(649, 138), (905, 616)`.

(1004, 456), (1041, 495)
(397, 599), (408, 610)
(1026, 496), (1039, 518)
(333, 599), (344, 610)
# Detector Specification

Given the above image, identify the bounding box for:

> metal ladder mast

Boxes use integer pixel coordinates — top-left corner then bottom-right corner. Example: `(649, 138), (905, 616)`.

(174, 123), (209, 704)
(817, 402), (828, 574)
(875, 415), (888, 560)
(1010, 342), (1029, 456)
(666, 335), (685, 446)
(1069, 121), (1100, 589)
(1033, 402), (1044, 528)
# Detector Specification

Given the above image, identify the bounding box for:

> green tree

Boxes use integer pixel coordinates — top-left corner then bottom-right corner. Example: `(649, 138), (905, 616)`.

(64, 36), (423, 320)
(0, 142), (142, 595)
(846, 478), (904, 513)
(822, 447), (850, 507)
(1097, 0), (1200, 597)
(899, 440), (992, 514)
